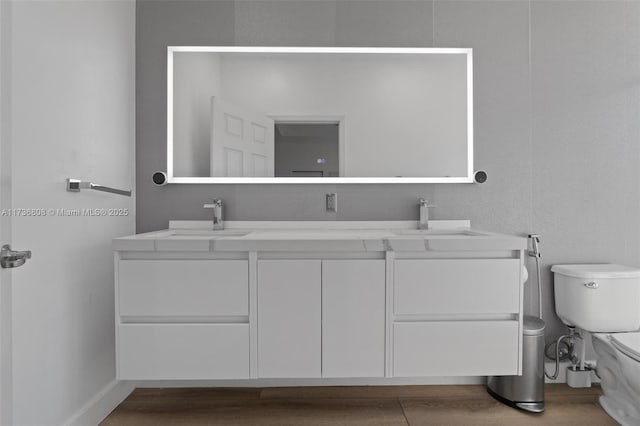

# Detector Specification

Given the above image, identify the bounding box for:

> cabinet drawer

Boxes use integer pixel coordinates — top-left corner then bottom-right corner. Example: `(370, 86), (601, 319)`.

(118, 260), (248, 317)
(117, 323), (249, 379)
(393, 321), (519, 377)
(394, 259), (520, 315)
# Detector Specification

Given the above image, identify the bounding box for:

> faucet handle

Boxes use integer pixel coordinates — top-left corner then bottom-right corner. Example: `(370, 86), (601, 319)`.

(204, 199), (222, 209)
(419, 198), (436, 207)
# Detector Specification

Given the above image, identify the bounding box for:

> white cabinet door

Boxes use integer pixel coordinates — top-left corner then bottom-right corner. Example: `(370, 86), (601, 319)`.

(322, 260), (385, 378)
(257, 260), (321, 378)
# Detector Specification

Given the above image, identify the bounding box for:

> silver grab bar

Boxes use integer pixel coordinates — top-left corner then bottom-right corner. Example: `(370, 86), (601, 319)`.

(67, 178), (131, 197)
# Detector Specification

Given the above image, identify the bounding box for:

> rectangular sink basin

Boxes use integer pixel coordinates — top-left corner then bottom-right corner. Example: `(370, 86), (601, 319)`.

(391, 229), (480, 236)
(155, 230), (252, 238)
(238, 229), (362, 239)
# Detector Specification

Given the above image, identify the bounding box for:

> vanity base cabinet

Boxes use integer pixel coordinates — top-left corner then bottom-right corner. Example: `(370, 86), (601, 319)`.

(393, 321), (519, 377)
(118, 324), (249, 380)
(257, 260), (322, 378)
(322, 260), (385, 378)
(115, 249), (523, 381)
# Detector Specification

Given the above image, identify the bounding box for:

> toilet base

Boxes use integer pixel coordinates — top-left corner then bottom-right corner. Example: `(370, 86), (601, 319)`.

(599, 395), (640, 426)
(593, 333), (640, 426)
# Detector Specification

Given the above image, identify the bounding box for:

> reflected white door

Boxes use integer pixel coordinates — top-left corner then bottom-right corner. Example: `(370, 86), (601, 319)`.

(210, 96), (274, 177)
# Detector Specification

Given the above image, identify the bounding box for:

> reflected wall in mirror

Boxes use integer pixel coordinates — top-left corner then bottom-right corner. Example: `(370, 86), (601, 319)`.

(168, 47), (473, 184)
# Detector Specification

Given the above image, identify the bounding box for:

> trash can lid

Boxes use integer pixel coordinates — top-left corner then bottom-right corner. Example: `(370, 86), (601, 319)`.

(523, 316), (545, 335)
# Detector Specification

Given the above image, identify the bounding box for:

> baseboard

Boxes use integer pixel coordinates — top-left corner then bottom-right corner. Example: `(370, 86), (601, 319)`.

(135, 376), (486, 388)
(63, 380), (134, 426)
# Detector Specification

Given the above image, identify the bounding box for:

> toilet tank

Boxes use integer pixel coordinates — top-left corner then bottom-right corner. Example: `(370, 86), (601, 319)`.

(552, 264), (640, 332)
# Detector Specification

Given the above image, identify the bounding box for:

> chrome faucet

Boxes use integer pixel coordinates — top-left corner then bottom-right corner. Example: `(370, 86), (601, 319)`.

(418, 198), (435, 230)
(204, 199), (224, 230)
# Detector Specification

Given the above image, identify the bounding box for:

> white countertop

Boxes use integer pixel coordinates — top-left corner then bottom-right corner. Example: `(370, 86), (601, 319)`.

(113, 221), (527, 252)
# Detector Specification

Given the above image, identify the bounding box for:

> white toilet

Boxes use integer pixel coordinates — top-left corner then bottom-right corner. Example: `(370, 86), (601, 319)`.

(552, 264), (640, 426)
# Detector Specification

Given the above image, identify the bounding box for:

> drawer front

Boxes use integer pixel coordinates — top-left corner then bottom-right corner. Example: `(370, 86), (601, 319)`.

(394, 259), (520, 315)
(117, 324), (249, 379)
(393, 321), (519, 377)
(118, 260), (248, 317)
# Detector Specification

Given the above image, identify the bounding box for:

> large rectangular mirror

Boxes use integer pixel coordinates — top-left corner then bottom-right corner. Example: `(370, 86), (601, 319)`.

(168, 47), (473, 184)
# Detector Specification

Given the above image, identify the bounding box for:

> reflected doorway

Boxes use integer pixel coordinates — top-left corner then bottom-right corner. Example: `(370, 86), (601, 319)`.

(274, 122), (341, 178)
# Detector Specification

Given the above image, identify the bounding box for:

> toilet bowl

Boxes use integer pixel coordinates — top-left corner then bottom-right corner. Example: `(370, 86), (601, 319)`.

(552, 264), (640, 426)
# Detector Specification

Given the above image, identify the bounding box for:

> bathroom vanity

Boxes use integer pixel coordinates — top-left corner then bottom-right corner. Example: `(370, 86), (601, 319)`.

(113, 222), (526, 382)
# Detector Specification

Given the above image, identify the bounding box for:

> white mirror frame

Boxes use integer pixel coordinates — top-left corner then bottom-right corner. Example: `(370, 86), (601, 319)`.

(167, 46), (474, 184)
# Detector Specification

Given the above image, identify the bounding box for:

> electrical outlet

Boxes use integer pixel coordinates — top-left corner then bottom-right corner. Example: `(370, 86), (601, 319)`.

(326, 193), (337, 212)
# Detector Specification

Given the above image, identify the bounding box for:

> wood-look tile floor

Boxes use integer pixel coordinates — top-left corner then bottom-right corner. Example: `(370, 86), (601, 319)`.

(101, 384), (617, 426)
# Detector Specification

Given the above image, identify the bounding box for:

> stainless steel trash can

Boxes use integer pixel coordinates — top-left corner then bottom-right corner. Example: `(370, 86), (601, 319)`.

(487, 316), (546, 413)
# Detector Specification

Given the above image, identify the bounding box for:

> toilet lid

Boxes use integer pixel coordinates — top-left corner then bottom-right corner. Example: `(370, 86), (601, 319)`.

(610, 332), (640, 361)
(551, 264), (640, 279)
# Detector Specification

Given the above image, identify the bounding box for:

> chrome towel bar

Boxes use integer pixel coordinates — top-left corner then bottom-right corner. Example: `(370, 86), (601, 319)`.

(66, 178), (131, 197)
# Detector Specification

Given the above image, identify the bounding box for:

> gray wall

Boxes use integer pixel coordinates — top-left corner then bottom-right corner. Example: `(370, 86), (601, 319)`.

(137, 0), (640, 341)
